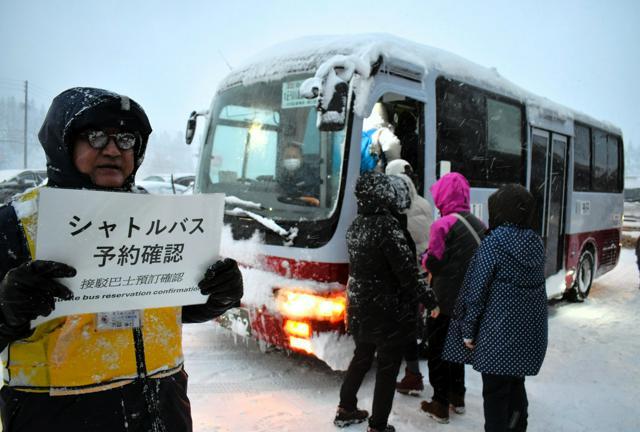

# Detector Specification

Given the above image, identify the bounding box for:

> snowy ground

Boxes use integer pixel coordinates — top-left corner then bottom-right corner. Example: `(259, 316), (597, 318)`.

(624, 201), (640, 231)
(184, 249), (640, 432)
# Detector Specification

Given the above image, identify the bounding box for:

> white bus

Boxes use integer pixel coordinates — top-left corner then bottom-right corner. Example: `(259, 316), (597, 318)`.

(187, 34), (623, 367)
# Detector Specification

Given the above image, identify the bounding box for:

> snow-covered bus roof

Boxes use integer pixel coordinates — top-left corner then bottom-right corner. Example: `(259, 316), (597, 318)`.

(218, 33), (621, 136)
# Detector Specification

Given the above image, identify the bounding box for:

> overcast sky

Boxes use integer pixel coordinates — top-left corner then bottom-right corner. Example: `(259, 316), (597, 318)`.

(1, 0), (638, 161)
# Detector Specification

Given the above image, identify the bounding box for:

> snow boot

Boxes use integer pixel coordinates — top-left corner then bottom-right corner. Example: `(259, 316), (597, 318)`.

(367, 425), (396, 432)
(449, 392), (465, 414)
(395, 367), (424, 396)
(421, 399), (450, 424)
(333, 407), (369, 427)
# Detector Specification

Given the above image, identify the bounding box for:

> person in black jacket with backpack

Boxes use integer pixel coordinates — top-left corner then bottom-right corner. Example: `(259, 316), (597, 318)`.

(334, 171), (437, 432)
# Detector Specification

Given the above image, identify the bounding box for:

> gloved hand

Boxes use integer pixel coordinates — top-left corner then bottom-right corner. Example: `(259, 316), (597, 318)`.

(417, 279), (438, 311)
(183, 258), (243, 323)
(198, 258), (243, 308)
(0, 260), (75, 327)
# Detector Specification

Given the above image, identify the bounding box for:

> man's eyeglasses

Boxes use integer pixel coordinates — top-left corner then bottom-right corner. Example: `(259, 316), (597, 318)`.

(79, 130), (139, 150)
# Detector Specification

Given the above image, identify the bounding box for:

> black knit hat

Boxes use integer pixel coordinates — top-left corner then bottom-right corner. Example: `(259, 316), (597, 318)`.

(488, 183), (536, 230)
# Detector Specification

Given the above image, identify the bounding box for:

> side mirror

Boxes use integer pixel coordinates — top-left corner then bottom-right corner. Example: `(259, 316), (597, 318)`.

(185, 109), (209, 145)
(317, 80), (348, 131)
(300, 74), (348, 132)
(185, 111), (198, 145)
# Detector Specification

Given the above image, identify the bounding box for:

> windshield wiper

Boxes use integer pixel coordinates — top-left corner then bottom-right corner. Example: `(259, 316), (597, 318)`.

(225, 207), (298, 244)
(225, 195), (265, 210)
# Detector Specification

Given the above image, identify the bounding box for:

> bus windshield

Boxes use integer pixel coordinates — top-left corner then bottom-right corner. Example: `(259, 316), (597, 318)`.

(198, 77), (347, 223)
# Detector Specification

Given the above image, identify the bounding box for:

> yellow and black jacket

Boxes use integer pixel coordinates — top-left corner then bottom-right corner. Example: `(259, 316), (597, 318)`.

(1, 188), (184, 395)
(0, 87), (231, 431)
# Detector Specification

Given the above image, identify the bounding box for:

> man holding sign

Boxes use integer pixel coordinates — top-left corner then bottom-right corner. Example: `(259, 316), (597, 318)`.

(0, 87), (243, 431)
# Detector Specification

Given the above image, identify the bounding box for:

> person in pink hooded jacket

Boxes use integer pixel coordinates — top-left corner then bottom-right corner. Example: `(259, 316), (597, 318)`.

(419, 172), (486, 424)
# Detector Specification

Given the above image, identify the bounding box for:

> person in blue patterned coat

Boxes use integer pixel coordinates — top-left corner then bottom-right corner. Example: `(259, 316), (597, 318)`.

(442, 184), (548, 432)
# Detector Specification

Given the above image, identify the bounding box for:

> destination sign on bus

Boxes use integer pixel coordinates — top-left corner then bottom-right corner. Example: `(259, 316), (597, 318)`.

(282, 79), (316, 109)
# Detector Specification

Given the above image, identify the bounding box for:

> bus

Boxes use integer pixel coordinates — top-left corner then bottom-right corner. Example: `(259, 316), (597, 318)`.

(186, 34), (624, 369)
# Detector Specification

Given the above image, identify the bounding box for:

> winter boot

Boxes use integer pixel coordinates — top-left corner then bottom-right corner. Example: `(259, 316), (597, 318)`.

(395, 367), (424, 396)
(448, 392), (465, 414)
(333, 407), (369, 427)
(367, 425), (396, 432)
(421, 399), (450, 424)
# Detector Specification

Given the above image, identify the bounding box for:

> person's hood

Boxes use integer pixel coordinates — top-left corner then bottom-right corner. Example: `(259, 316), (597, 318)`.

(38, 87), (152, 191)
(385, 159), (411, 177)
(429, 172), (470, 215)
(388, 173), (417, 213)
(488, 183), (536, 230)
(355, 171), (408, 215)
(492, 224), (545, 287)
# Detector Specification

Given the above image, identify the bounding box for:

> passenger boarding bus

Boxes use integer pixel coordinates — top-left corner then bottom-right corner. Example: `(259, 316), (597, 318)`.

(186, 35), (624, 369)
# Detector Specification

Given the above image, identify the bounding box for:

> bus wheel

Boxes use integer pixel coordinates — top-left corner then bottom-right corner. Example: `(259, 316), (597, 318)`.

(568, 250), (595, 301)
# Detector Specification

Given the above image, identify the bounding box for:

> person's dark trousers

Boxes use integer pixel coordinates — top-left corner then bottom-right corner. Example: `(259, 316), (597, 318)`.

(0, 370), (193, 432)
(339, 341), (376, 412)
(426, 314), (465, 405)
(339, 340), (403, 430)
(403, 339), (420, 372)
(481, 373), (528, 432)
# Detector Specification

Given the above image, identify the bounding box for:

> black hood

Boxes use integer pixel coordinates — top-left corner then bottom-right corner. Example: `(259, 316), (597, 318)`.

(355, 171), (410, 215)
(38, 87), (152, 191)
(488, 183), (536, 230)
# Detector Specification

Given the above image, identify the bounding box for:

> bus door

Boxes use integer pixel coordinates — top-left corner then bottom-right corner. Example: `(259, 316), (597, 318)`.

(530, 128), (568, 277)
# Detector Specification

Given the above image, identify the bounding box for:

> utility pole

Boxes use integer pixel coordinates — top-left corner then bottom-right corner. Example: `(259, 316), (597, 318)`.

(23, 80), (28, 168)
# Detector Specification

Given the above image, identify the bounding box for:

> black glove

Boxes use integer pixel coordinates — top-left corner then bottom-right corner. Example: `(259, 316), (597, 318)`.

(198, 258), (243, 308)
(0, 260), (75, 328)
(183, 258), (243, 323)
(417, 279), (438, 311)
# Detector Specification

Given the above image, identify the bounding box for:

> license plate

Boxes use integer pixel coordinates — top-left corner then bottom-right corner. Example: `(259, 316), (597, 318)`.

(217, 307), (251, 337)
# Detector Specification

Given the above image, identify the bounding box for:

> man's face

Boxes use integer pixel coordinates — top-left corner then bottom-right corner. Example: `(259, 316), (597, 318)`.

(73, 127), (135, 188)
(282, 145), (302, 172)
(283, 146), (302, 160)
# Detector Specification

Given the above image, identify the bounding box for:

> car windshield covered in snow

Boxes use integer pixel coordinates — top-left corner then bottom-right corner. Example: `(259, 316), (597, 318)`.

(197, 76), (347, 225)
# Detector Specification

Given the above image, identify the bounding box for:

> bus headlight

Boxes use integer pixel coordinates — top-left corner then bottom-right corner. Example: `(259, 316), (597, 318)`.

(275, 289), (346, 323)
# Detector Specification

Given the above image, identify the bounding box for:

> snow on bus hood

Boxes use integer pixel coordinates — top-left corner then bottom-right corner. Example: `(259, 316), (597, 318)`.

(219, 33), (620, 131)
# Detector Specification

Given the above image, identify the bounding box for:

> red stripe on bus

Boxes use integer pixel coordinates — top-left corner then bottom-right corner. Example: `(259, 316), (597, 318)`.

(564, 228), (621, 271)
(262, 256), (349, 283)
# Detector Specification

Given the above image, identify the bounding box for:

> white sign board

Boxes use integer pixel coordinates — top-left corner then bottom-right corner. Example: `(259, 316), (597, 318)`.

(34, 188), (225, 325)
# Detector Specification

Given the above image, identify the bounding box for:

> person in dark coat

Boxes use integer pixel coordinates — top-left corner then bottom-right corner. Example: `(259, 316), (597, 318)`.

(442, 184), (548, 432)
(385, 160), (435, 396)
(420, 172), (486, 423)
(334, 171), (437, 432)
(0, 87), (243, 432)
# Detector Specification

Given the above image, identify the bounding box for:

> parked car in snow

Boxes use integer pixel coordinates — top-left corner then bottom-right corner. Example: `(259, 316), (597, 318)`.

(0, 169), (47, 203)
(136, 180), (189, 195)
(143, 173), (195, 187)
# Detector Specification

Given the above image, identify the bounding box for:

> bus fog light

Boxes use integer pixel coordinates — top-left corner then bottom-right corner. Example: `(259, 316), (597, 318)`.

(289, 336), (313, 354)
(284, 320), (311, 338)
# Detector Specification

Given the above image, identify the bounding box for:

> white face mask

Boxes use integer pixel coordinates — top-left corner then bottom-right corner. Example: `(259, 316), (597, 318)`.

(283, 158), (302, 171)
